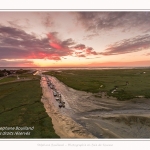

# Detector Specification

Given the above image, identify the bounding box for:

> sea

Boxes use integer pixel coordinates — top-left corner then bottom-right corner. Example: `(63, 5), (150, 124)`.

(0, 67), (149, 71)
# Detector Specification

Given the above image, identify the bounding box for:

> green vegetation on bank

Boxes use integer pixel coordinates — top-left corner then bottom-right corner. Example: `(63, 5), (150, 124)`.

(0, 76), (17, 83)
(44, 69), (150, 100)
(0, 74), (59, 138)
(0, 73), (39, 84)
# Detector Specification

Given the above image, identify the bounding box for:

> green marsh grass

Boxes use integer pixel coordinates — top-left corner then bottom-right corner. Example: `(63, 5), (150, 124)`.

(45, 69), (150, 100)
(0, 78), (59, 138)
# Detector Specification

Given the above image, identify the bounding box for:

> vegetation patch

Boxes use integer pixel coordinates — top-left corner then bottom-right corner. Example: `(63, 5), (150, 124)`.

(0, 77), (59, 138)
(44, 69), (150, 100)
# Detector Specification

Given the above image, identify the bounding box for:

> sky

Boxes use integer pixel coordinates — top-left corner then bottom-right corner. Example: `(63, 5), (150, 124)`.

(0, 11), (150, 67)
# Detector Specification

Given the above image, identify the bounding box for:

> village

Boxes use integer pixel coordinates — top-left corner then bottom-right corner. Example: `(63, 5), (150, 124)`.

(0, 69), (17, 77)
(0, 69), (38, 82)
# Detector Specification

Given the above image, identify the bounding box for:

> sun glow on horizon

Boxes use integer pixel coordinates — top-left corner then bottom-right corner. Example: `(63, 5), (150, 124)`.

(1, 12), (150, 67)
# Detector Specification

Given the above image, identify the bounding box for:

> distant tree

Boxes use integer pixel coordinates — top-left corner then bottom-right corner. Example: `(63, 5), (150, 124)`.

(2, 69), (6, 72)
(6, 70), (11, 75)
(16, 69), (28, 74)
(0, 71), (4, 77)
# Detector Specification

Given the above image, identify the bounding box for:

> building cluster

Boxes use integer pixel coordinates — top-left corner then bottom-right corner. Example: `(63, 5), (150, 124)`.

(0, 69), (16, 77)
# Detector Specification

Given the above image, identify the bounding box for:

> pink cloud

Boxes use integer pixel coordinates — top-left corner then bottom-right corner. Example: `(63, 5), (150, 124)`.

(74, 44), (86, 50)
(49, 42), (62, 50)
(47, 32), (72, 56)
(0, 26), (99, 62)
(86, 47), (98, 55)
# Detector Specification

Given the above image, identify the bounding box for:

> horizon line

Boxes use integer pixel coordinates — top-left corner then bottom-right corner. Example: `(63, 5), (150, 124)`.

(0, 66), (150, 68)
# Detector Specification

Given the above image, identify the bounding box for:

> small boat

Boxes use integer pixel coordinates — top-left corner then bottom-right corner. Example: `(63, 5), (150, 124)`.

(55, 97), (60, 101)
(53, 91), (57, 96)
(59, 102), (65, 108)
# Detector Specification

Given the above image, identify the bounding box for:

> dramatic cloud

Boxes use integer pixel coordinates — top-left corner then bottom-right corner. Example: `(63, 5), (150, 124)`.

(76, 12), (150, 33)
(86, 47), (98, 55)
(47, 32), (98, 58)
(0, 25), (62, 60)
(1, 12), (150, 67)
(73, 44), (86, 50)
(47, 32), (74, 54)
(101, 34), (150, 55)
(0, 25), (49, 49)
(61, 38), (76, 46)
(72, 44), (98, 57)
(0, 25), (97, 62)
(74, 52), (86, 57)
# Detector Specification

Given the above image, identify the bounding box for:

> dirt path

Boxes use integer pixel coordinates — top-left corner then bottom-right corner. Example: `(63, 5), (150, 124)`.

(40, 72), (150, 138)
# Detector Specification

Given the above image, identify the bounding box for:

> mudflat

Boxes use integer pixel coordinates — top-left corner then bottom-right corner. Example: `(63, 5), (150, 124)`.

(41, 72), (150, 138)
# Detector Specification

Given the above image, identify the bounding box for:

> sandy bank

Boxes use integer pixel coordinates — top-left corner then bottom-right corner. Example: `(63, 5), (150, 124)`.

(40, 73), (150, 138)
(40, 76), (96, 138)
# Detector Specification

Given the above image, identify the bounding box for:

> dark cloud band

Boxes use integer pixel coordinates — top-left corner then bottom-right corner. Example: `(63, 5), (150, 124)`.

(101, 34), (150, 55)
(0, 25), (97, 60)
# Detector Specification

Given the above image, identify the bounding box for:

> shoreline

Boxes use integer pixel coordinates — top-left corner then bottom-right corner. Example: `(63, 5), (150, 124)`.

(39, 72), (150, 138)
(40, 75), (96, 138)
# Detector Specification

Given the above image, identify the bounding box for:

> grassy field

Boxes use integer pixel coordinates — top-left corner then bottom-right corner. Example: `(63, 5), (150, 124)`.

(0, 73), (39, 84)
(0, 76), (59, 138)
(44, 69), (150, 100)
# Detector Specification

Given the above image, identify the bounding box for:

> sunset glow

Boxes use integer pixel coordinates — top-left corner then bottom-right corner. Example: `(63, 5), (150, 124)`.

(0, 11), (150, 67)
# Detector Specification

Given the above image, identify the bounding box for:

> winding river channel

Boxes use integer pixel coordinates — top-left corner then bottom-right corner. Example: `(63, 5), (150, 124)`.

(38, 71), (150, 138)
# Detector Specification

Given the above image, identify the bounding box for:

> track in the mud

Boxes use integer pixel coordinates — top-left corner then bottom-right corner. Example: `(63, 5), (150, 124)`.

(41, 74), (150, 138)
